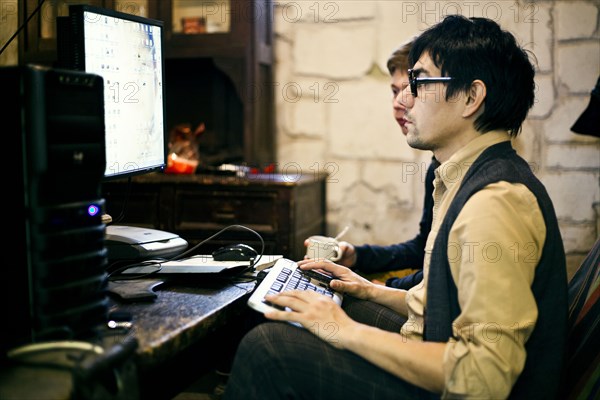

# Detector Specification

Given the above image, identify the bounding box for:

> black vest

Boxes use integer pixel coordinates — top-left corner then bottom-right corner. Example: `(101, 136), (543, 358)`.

(425, 141), (568, 399)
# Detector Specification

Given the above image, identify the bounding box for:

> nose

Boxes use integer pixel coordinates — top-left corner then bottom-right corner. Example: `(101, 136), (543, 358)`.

(398, 84), (414, 109)
(393, 91), (405, 110)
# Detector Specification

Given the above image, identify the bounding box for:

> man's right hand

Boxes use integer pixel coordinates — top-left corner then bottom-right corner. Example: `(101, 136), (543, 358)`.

(297, 258), (376, 301)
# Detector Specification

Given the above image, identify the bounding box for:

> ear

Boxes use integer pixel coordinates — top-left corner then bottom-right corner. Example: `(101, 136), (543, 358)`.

(462, 79), (486, 118)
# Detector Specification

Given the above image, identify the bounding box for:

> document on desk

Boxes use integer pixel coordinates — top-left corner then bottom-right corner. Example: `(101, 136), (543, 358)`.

(121, 255), (283, 275)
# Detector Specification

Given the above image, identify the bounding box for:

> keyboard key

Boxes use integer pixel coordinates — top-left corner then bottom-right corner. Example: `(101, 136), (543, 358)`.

(247, 258), (343, 316)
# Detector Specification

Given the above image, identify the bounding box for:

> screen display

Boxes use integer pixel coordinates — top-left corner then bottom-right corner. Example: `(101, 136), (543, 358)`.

(66, 6), (167, 180)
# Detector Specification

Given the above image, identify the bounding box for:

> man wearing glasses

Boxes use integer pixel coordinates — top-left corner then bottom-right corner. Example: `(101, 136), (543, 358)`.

(224, 15), (567, 400)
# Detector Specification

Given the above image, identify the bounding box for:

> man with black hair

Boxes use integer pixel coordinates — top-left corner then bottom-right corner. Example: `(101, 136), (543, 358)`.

(224, 15), (567, 399)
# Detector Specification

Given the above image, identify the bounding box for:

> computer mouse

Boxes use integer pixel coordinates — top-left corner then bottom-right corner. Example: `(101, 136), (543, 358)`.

(212, 243), (258, 262)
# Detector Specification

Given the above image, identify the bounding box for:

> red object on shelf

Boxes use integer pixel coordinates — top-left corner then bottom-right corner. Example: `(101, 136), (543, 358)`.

(165, 153), (198, 174)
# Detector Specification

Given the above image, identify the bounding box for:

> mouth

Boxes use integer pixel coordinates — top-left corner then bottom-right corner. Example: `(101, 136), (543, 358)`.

(397, 118), (409, 135)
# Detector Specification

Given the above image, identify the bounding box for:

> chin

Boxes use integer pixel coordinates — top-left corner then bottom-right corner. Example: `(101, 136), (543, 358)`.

(406, 133), (426, 150)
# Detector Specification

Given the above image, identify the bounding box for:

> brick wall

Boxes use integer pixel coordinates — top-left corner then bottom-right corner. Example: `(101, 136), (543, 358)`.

(273, 0), (600, 278)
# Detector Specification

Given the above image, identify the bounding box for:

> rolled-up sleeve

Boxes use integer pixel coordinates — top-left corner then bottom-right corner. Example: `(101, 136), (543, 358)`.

(441, 182), (545, 399)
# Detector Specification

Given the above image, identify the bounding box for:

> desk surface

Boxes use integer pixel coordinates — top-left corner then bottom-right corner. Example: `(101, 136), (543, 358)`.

(112, 277), (255, 370)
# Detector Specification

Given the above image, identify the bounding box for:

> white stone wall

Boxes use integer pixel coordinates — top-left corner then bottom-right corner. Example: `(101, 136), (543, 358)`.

(274, 0), (600, 278)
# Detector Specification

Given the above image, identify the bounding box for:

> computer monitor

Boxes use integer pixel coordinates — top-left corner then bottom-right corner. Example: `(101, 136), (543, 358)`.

(57, 5), (188, 261)
(58, 4), (167, 181)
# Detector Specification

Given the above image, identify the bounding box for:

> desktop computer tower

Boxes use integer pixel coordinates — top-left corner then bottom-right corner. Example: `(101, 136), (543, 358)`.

(1, 65), (109, 358)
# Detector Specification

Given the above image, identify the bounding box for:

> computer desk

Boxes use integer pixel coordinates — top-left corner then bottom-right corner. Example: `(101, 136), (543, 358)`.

(0, 275), (257, 400)
(118, 275), (257, 398)
(114, 277), (254, 367)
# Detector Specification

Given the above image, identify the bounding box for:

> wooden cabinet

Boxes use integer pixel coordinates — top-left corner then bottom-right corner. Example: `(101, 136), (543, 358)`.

(102, 173), (328, 260)
(19, 0), (274, 166)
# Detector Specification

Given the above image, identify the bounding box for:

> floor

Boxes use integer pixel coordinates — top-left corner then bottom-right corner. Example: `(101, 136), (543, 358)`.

(171, 370), (229, 400)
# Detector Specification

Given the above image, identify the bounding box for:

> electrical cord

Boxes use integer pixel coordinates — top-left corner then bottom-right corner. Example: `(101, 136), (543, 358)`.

(5, 334), (138, 398)
(107, 258), (167, 280)
(107, 224), (265, 280)
(7, 340), (104, 360)
(110, 177), (132, 225)
(171, 224), (265, 263)
(0, 0), (47, 56)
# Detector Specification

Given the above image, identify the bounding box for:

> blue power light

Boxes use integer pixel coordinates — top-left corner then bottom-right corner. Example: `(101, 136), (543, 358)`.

(87, 204), (100, 216)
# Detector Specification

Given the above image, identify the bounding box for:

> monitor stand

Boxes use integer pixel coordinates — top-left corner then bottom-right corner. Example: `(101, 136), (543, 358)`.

(105, 225), (189, 261)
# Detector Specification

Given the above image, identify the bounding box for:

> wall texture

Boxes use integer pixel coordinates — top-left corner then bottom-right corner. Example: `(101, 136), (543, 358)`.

(273, 0), (600, 279)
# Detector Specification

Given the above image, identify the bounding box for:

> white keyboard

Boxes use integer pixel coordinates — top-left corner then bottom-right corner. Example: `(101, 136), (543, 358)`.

(247, 258), (343, 314)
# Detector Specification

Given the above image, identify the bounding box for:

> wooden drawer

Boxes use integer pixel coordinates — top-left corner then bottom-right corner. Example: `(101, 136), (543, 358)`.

(102, 173), (327, 260)
(174, 189), (279, 232)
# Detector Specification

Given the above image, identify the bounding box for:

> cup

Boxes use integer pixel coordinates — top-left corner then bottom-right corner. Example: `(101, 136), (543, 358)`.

(306, 235), (342, 262)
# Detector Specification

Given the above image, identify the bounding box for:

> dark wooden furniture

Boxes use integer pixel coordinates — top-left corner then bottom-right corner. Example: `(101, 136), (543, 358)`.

(20, 0), (275, 166)
(102, 172), (328, 260)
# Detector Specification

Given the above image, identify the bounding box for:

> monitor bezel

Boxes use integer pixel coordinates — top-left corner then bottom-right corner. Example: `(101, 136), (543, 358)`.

(64, 4), (168, 182)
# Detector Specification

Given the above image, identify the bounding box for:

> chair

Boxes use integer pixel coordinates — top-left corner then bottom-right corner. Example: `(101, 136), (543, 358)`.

(562, 237), (600, 399)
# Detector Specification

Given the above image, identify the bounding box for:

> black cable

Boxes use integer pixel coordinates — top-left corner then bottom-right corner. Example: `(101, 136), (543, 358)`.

(107, 258), (166, 281)
(108, 224), (265, 280)
(105, 176), (132, 225)
(0, 0), (47, 57)
(171, 224), (265, 265)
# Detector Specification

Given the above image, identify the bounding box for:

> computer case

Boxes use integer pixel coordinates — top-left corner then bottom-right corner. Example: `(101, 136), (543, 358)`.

(1, 64), (109, 358)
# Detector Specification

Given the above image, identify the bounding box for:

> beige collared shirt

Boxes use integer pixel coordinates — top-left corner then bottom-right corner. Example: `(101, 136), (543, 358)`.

(399, 131), (546, 399)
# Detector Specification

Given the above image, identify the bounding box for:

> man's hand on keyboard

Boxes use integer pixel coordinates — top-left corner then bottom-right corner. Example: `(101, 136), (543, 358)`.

(297, 258), (377, 300)
(263, 289), (354, 349)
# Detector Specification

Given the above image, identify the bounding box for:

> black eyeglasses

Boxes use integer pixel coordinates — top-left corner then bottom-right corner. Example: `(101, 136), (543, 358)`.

(408, 69), (454, 97)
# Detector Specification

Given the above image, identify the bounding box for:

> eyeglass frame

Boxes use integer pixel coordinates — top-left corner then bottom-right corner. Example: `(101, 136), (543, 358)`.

(408, 68), (454, 97)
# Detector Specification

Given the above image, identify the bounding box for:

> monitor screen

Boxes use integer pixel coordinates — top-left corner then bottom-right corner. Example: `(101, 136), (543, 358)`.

(58, 5), (166, 180)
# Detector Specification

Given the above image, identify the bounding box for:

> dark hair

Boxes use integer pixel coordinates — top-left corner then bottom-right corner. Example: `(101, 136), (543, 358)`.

(409, 15), (536, 137)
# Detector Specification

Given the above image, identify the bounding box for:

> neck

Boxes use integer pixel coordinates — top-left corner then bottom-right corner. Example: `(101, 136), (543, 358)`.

(433, 129), (480, 163)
